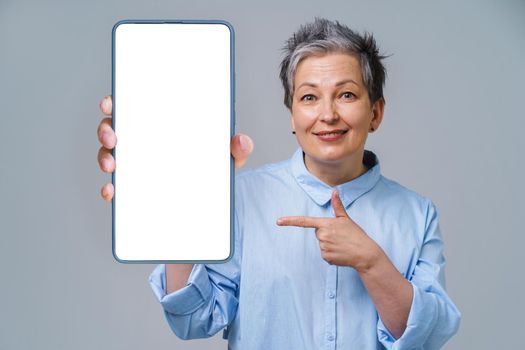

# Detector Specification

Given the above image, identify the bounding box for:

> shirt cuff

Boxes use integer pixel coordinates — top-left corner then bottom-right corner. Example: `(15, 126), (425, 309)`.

(377, 281), (438, 349)
(148, 264), (213, 315)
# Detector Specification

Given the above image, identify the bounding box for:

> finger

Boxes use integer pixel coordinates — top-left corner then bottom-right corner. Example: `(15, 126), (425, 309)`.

(98, 146), (116, 173)
(101, 183), (114, 202)
(230, 134), (253, 169)
(99, 95), (112, 116)
(97, 117), (117, 149)
(321, 252), (335, 265)
(276, 216), (325, 228)
(331, 190), (349, 218)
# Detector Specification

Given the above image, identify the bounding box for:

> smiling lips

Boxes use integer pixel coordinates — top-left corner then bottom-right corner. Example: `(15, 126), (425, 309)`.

(313, 129), (349, 141)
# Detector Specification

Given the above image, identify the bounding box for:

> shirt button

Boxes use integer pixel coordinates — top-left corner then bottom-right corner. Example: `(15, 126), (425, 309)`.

(328, 291), (335, 299)
(327, 334), (334, 341)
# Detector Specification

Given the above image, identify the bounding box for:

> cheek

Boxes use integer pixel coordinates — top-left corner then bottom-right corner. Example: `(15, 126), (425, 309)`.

(340, 106), (372, 130)
(344, 118), (369, 131)
(292, 108), (317, 131)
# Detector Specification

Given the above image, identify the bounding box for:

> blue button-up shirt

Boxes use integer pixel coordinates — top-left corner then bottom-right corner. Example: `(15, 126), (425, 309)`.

(149, 148), (461, 349)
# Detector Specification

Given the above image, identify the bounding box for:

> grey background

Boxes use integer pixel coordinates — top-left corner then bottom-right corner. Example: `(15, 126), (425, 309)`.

(1, 0), (523, 349)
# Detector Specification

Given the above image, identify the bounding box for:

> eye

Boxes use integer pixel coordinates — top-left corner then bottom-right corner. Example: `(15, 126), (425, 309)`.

(300, 94), (316, 102)
(341, 91), (355, 99)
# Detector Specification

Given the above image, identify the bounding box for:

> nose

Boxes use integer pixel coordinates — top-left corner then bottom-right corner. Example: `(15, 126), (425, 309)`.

(318, 100), (339, 124)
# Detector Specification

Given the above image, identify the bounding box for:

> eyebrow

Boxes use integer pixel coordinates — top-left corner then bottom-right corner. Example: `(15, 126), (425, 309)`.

(296, 79), (359, 90)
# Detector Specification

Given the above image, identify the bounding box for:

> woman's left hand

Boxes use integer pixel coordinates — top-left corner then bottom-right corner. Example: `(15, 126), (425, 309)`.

(277, 190), (384, 272)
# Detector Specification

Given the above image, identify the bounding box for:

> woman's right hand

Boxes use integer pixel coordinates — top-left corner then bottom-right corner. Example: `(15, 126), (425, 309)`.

(97, 95), (254, 202)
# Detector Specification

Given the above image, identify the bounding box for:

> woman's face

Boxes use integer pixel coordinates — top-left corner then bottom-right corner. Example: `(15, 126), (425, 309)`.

(291, 53), (384, 169)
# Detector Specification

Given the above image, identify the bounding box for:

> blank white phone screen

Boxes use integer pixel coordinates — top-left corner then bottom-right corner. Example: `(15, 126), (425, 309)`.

(112, 22), (233, 262)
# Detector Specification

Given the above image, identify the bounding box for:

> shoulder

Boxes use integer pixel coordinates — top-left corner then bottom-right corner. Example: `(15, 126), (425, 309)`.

(377, 175), (432, 203)
(373, 175), (437, 223)
(235, 158), (292, 187)
(233, 158), (294, 222)
(369, 176), (441, 250)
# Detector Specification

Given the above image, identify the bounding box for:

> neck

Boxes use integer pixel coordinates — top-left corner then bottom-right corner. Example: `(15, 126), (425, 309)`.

(304, 150), (368, 187)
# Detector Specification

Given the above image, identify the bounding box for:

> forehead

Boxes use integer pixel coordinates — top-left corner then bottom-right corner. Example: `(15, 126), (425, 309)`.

(294, 53), (363, 86)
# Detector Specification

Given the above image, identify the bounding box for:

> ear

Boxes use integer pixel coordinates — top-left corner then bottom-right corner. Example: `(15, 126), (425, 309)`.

(370, 97), (385, 131)
(291, 115), (296, 132)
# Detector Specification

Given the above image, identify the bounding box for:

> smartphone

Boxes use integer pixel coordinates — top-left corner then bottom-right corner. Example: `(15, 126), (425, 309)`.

(111, 20), (234, 263)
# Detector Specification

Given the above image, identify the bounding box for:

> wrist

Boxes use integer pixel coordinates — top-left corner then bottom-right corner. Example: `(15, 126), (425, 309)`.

(355, 241), (387, 275)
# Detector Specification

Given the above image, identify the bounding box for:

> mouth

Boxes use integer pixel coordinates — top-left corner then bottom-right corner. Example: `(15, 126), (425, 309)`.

(312, 129), (349, 141)
(313, 129), (349, 136)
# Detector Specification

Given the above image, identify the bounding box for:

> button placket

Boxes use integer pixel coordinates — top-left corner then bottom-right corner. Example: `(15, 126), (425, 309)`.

(324, 264), (338, 350)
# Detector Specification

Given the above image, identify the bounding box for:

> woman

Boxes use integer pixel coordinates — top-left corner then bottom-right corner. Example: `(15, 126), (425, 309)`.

(97, 18), (460, 349)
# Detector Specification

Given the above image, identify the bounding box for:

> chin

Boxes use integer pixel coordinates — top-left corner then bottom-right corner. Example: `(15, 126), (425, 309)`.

(308, 149), (349, 164)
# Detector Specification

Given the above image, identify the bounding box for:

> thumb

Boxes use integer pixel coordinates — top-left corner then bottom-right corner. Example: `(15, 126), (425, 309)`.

(231, 134), (253, 169)
(332, 190), (349, 218)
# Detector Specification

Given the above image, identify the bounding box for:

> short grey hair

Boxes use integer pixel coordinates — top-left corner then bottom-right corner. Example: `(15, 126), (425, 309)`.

(279, 18), (387, 110)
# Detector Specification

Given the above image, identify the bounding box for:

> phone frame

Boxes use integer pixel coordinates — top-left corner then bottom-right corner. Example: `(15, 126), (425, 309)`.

(111, 19), (235, 264)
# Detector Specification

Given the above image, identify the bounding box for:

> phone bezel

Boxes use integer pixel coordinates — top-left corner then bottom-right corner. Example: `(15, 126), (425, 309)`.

(111, 19), (235, 264)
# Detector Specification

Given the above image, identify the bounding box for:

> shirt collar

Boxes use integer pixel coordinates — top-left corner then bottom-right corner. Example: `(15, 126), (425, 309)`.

(290, 147), (381, 208)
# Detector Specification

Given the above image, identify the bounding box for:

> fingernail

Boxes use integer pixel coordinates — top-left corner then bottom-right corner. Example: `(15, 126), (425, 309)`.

(239, 135), (253, 153)
(239, 135), (248, 151)
(103, 132), (114, 146)
(102, 159), (110, 170)
(101, 96), (110, 110)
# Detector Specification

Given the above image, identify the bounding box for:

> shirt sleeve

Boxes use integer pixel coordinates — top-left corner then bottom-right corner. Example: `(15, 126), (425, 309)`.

(148, 210), (242, 340)
(377, 200), (461, 349)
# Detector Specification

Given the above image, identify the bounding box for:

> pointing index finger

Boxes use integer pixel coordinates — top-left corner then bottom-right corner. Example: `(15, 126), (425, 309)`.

(276, 216), (325, 228)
